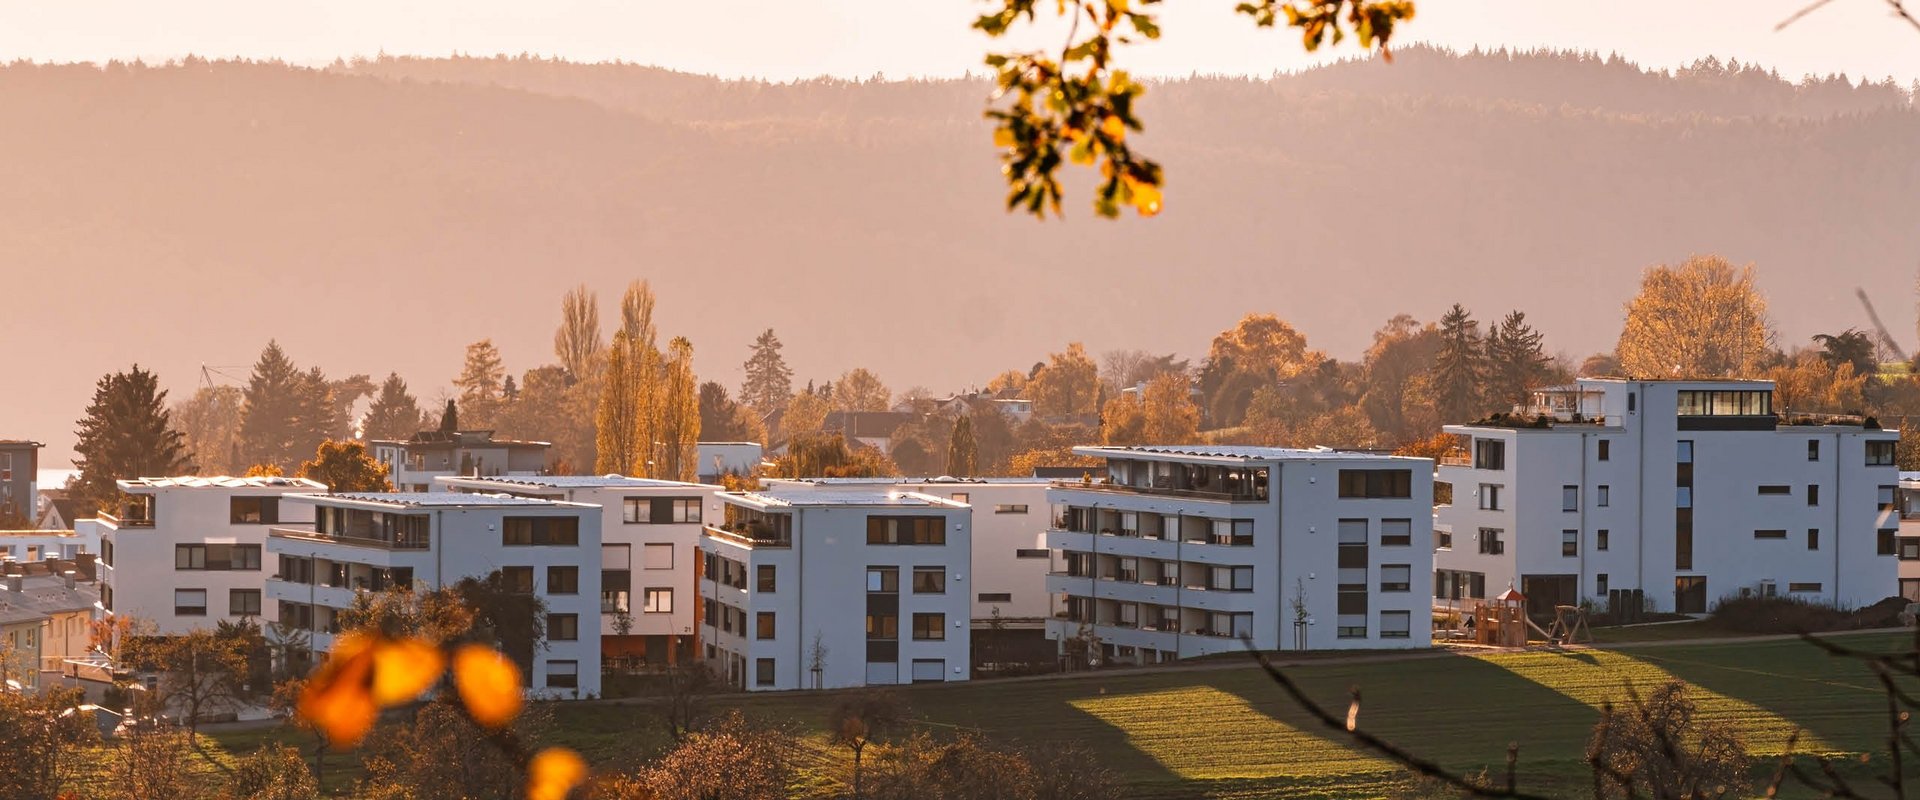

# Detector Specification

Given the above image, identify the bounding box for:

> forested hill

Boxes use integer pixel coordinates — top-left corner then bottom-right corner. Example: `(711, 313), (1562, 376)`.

(5, 50), (1919, 463)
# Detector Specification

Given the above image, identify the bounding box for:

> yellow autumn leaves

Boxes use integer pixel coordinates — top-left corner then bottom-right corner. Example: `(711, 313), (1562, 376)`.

(297, 632), (586, 800)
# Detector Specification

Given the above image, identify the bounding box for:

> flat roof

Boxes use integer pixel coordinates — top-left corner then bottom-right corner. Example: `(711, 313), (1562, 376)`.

(0, 530), (79, 538)
(724, 490), (964, 509)
(438, 475), (713, 490)
(287, 492), (594, 510)
(0, 440), (44, 447)
(768, 476), (1049, 486)
(119, 476), (328, 490)
(1074, 445), (1420, 463)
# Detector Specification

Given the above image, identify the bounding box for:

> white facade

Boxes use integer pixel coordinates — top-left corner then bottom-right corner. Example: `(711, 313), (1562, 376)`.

(764, 477), (1053, 624)
(1894, 473), (1920, 601)
(0, 528), (98, 563)
(699, 490), (971, 691)
(1047, 445), (1436, 663)
(439, 475), (719, 665)
(1435, 379), (1899, 616)
(266, 492), (602, 699)
(371, 431), (551, 493)
(100, 476), (324, 635)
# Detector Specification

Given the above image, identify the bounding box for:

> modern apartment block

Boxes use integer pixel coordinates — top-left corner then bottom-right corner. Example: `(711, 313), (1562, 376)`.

(0, 528), (98, 563)
(370, 430), (551, 493)
(0, 440), (42, 524)
(763, 477), (1053, 625)
(1435, 379), (1899, 617)
(266, 491), (602, 698)
(699, 490), (971, 691)
(1046, 445), (1436, 663)
(100, 476), (324, 634)
(438, 475), (720, 666)
(1892, 472), (1920, 601)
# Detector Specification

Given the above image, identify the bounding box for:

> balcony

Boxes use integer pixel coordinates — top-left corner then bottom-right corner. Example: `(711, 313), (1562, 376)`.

(269, 527), (429, 550)
(1051, 479), (1264, 503)
(704, 523), (789, 549)
(96, 511), (153, 529)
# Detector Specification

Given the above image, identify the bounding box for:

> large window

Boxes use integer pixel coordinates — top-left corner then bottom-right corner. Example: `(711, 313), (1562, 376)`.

(546, 660), (578, 689)
(868, 516), (947, 545)
(866, 567), (899, 593)
(912, 567), (946, 594)
(1209, 565), (1254, 592)
(1869, 440), (1897, 467)
(229, 589), (261, 617)
(1675, 390), (1772, 416)
(1379, 519), (1412, 547)
(1473, 439), (1505, 470)
(1338, 470), (1412, 499)
(502, 566), (535, 593)
(502, 516), (580, 546)
(756, 612), (776, 639)
(757, 565), (777, 593)
(1562, 485), (1579, 512)
(1478, 484), (1502, 511)
(911, 613), (946, 640)
(1881, 529), (1899, 557)
(548, 614), (579, 641)
(601, 569), (630, 613)
(546, 566), (579, 595)
(174, 589), (208, 617)
(1380, 565), (1410, 592)
(1379, 610), (1411, 639)
(755, 658), (776, 687)
(623, 497), (703, 524)
(1477, 528), (1504, 555)
(643, 588), (674, 613)
(175, 544), (261, 571)
(229, 497), (280, 524)
(1562, 530), (1578, 556)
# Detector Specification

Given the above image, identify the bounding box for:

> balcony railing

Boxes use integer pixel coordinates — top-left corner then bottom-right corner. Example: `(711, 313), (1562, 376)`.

(269, 527), (429, 550)
(704, 523), (790, 548)
(96, 512), (154, 529)
(1050, 480), (1262, 503)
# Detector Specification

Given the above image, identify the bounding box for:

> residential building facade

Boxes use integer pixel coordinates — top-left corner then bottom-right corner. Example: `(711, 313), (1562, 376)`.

(1047, 445), (1435, 663)
(1435, 379), (1899, 617)
(0, 440), (42, 525)
(371, 430), (550, 493)
(266, 492), (601, 698)
(700, 490), (971, 691)
(0, 528), (98, 563)
(100, 477), (324, 635)
(438, 475), (720, 666)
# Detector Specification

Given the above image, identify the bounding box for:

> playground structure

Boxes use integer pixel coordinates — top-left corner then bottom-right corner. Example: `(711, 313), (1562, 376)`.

(1475, 588), (1531, 647)
(1434, 587), (1593, 648)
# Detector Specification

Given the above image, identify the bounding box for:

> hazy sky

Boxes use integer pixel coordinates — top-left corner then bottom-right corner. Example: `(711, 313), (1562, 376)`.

(1, 0), (1916, 83)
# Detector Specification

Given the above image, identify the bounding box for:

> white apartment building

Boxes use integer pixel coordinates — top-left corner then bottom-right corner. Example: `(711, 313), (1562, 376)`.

(699, 490), (971, 691)
(371, 430), (551, 493)
(1435, 379), (1899, 617)
(1047, 445), (1436, 663)
(438, 475), (720, 666)
(764, 477), (1053, 625)
(266, 491), (602, 698)
(1893, 472), (1920, 601)
(100, 476), (325, 634)
(0, 528), (98, 563)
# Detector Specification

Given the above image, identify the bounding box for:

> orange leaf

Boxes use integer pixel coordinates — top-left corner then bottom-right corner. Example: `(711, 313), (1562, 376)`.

(453, 644), (523, 728)
(296, 636), (379, 748)
(1100, 115), (1126, 141)
(371, 636), (446, 707)
(526, 747), (589, 800)
(1129, 180), (1163, 217)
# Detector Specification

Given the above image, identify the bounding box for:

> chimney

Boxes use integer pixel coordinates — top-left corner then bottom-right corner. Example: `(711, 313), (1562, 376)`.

(74, 553), (96, 582)
(62, 570), (75, 590)
(6, 575), (21, 593)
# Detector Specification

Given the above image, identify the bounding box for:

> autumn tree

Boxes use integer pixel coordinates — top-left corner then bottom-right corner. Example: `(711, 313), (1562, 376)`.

(1429, 304), (1486, 424)
(781, 391), (832, 441)
(1617, 255), (1774, 379)
(1027, 343), (1101, 419)
(1140, 373), (1200, 443)
(237, 341), (308, 471)
(947, 414), (978, 476)
(831, 690), (906, 800)
(0, 685), (98, 800)
(740, 328), (794, 417)
(359, 696), (535, 800)
(1200, 314), (1323, 427)
(223, 742), (320, 800)
(1484, 310), (1553, 413)
(834, 368), (893, 412)
(1360, 314), (1441, 444)
(1768, 352), (1866, 414)
(620, 711), (795, 800)
(362, 373), (428, 442)
(454, 339), (507, 430)
(71, 365), (193, 513)
(774, 433), (897, 479)
(1812, 328), (1877, 377)
(124, 628), (249, 739)
(173, 385), (244, 475)
(699, 382), (765, 444)
(597, 331), (645, 475)
(1586, 680), (1747, 799)
(297, 439), (394, 492)
(1099, 392), (1146, 445)
(1101, 350), (1190, 394)
(658, 336), (702, 482)
(554, 283), (605, 382)
(493, 365), (596, 472)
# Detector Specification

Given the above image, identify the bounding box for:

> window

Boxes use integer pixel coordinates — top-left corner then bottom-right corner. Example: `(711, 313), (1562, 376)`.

(912, 613), (946, 640)
(757, 565), (776, 592)
(1753, 529), (1787, 540)
(1597, 485), (1610, 507)
(755, 658), (776, 687)
(1380, 519), (1412, 547)
(868, 516), (946, 545)
(642, 543), (674, 570)
(866, 567), (899, 593)
(643, 588), (674, 613)
(867, 613), (899, 640)
(229, 589), (261, 617)
(993, 504), (1029, 514)
(546, 660), (579, 689)
(1338, 470), (1413, 498)
(1868, 440), (1897, 466)
(624, 497), (704, 524)
(547, 567), (579, 595)
(1380, 565), (1411, 592)
(1677, 440), (1694, 463)
(1477, 528), (1504, 556)
(978, 592), (1012, 603)
(756, 612), (776, 639)
(229, 497), (280, 524)
(1881, 486), (1898, 512)
(1881, 529), (1899, 556)
(1628, 392), (1636, 412)
(1788, 582), (1822, 593)
(1473, 439), (1505, 470)
(1562, 530), (1578, 556)
(1902, 538), (1920, 561)
(1758, 485), (1790, 496)
(1596, 573), (1610, 595)
(1478, 484), (1502, 511)
(1676, 508), (1693, 570)
(1597, 440), (1611, 461)
(1808, 529), (1820, 550)
(1211, 519), (1255, 547)
(548, 614), (579, 641)
(1562, 486), (1579, 512)
(174, 544), (261, 571)
(1675, 389), (1772, 416)
(1014, 548), (1050, 559)
(1116, 557), (1140, 582)
(1435, 529), (1453, 550)
(949, 493), (969, 504)
(502, 516), (580, 546)
(502, 566), (535, 593)
(174, 589), (207, 616)
(1116, 602), (1139, 627)
(1597, 529), (1609, 551)
(1808, 485), (1819, 506)
(602, 569), (630, 612)
(912, 567), (946, 593)
(1210, 565), (1254, 591)
(1808, 440), (1820, 461)
(1380, 610), (1411, 639)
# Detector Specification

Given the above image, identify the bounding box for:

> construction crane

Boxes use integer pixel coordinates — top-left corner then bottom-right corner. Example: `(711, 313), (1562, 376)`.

(199, 364), (249, 390)
(1856, 287), (1910, 364)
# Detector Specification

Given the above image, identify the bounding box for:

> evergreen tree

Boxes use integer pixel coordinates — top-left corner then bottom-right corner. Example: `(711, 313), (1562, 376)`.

(362, 373), (427, 442)
(740, 328), (794, 417)
(440, 399), (459, 433)
(237, 341), (306, 471)
(1431, 304), (1488, 424)
(699, 382), (761, 443)
(71, 365), (192, 513)
(294, 367), (341, 457)
(1485, 310), (1552, 412)
(454, 339), (506, 429)
(947, 414), (979, 476)
(658, 337), (701, 482)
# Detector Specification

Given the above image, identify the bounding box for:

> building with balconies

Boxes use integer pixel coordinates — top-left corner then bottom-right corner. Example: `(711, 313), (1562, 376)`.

(99, 476), (324, 635)
(371, 430), (551, 493)
(1046, 445), (1435, 664)
(437, 475), (720, 667)
(1435, 378), (1899, 618)
(0, 440), (42, 525)
(699, 490), (971, 691)
(0, 527), (98, 563)
(265, 491), (602, 698)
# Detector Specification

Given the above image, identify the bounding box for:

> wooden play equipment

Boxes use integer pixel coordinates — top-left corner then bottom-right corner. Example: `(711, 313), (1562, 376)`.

(1544, 604), (1592, 645)
(1474, 587), (1530, 647)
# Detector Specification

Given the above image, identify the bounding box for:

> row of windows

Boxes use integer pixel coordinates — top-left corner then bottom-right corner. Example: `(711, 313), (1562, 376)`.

(176, 544), (262, 571)
(1337, 469), (1413, 499)
(867, 516), (948, 545)
(502, 517), (581, 546)
(623, 497), (702, 524)
(173, 588), (260, 617)
(864, 566), (950, 594)
(864, 612), (948, 641)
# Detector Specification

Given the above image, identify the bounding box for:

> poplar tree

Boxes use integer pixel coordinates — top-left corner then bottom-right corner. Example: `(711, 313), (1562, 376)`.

(658, 337), (701, 482)
(946, 414), (979, 476)
(597, 331), (642, 475)
(554, 284), (604, 383)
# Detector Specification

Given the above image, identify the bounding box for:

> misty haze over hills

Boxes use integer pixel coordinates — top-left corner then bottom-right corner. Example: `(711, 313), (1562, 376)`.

(3, 46), (1918, 463)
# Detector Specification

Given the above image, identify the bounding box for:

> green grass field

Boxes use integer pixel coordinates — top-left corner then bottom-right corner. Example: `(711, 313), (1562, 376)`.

(202, 631), (1915, 799)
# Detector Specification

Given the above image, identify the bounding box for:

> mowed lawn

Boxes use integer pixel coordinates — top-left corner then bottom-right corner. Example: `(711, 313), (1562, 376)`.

(211, 631), (1915, 799)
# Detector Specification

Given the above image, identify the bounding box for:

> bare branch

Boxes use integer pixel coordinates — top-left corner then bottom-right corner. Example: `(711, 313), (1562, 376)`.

(1776, 0), (1842, 31)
